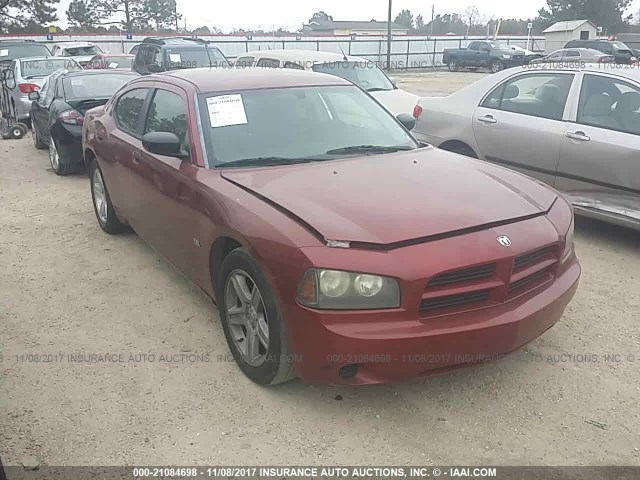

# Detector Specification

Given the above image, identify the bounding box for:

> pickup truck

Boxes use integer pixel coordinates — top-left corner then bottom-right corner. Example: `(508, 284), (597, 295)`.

(442, 40), (526, 73)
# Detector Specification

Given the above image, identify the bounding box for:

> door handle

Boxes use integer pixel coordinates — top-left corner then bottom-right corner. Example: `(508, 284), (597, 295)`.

(565, 131), (591, 142)
(132, 152), (142, 165)
(478, 115), (497, 124)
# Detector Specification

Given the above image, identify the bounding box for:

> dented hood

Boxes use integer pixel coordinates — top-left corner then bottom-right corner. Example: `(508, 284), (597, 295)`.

(221, 148), (558, 246)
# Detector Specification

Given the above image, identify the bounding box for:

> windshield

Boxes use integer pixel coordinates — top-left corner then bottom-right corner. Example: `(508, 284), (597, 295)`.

(63, 45), (102, 56)
(311, 62), (394, 92)
(103, 56), (134, 69)
(198, 85), (417, 167)
(611, 42), (631, 52)
(165, 47), (229, 69)
(62, 73), (134, 101)
(21, 58), (82, 78)
(0, 44), (51, 61)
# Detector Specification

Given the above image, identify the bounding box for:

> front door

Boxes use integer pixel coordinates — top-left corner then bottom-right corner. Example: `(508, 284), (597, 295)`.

(472, 71), (576, 186)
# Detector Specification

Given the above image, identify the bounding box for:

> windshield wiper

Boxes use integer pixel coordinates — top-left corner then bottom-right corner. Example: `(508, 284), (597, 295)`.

(365, 87), (391, 92)
(218, 157), (317, 168)
(325, 145), (415, 155)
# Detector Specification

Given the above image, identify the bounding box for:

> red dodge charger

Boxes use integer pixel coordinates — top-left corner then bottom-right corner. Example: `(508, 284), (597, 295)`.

(82, 69), (580, 385)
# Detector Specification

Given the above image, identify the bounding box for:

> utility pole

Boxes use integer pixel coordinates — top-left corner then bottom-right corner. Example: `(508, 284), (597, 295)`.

(386, 0), (392, 71)
(174, 1), (179, 32)
(430, 4), (435, 37)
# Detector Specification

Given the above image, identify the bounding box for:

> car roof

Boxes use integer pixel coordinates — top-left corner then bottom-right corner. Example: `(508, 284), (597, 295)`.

(63, 70), (138, 78)
(241, 49), (367, 63)
(147, 68), (351, 92)
(100, 53), (134, 57)
(55, 42), (97, 48)
(18, 56), (68, 61)
(141, 37), (209, 46)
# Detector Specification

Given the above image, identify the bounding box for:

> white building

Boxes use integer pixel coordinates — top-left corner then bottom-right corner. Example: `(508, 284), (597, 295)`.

(301, 20), (409, 36)
(543, 20), (599, 54)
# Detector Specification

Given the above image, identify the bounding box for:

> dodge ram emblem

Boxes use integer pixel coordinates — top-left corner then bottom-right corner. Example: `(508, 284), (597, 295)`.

(497, 236), (512, 247)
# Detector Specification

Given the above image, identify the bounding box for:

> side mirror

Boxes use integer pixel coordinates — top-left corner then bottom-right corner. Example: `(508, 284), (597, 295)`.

(147, 64), (162, 73)
(396, 113), (416, 131)
(142, 132), (187, 158)
(28, 91), (40, 101)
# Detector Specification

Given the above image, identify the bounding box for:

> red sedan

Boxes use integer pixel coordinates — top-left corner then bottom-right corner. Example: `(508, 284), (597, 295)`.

(82, 69), (580, 385)
(86, 53), (134, 70)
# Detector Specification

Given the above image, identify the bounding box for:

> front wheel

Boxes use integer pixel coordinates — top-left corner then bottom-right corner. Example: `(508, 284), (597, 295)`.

(89, 159), (126, 234)
(490, 60), (504, 73)
(219, 248), (295, 386)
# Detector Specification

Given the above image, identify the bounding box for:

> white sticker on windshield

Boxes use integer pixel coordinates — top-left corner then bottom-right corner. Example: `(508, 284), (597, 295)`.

(108, 62), (118, 68)
(0, 49), (8, 57)
(206, 94), (248, 128)
(169, 53), (181, 63)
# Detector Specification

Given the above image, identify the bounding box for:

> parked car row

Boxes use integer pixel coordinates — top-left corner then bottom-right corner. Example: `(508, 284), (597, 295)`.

(444, 38), (639, 73)
(11, 38), (590, 387)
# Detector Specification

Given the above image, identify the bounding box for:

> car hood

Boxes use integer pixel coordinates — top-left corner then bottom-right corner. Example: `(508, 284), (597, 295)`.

(220, 148), (558, 247)
(370, 89), (419, 116)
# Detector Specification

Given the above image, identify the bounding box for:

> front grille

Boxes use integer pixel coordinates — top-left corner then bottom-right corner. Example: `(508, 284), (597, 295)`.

(428, 263), (495, 287)
(514, 246), (553, 270)
(419, 290), (490, 312)
(509, 270), (548, 293)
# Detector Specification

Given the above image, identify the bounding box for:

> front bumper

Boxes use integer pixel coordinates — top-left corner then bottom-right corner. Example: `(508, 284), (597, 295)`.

(277, 216), (580, 385)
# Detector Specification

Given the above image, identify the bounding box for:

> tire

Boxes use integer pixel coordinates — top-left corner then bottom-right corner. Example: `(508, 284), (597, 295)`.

(89, 158), (126, 234)
(32, 126), (46, 150)
(49, 138), (75, 175)
(9, 125), (24, 139)
(218, 248), (295, 386)
(490, 60), (504, 74)
(441, 142), (478, 158)
(448, 59), (459, 72)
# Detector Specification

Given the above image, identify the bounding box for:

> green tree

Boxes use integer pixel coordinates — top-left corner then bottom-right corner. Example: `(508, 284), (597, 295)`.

(308, 11), (332, 24)
(415, 14), (425, 32)
(537, 0), (633, 34)
(0, 0), (59, 32)
(426, 13), (467, 35)
(134, 0), (178, 31)
(66, 0), (97, 29)
(395, 9), (414, 30)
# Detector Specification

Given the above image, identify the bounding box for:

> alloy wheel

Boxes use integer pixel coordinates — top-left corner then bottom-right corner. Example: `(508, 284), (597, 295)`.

(49, 140), (59, 170)
(224, 270), (270, 367)
(92, 168), (108, 224)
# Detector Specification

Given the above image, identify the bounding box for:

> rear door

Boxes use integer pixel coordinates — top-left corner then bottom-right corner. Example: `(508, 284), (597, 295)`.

(472, 71), (577, 186)
(557, 72), (640, 223)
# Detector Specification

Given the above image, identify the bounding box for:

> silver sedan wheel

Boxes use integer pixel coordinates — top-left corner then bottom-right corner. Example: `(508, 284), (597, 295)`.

(49, 140), (59, 170)
(224, 270), (269, 367)
(92, 168), (108, 224)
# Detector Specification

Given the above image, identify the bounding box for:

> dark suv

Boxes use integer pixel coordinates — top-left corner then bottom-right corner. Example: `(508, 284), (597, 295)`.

(564, 39), (636, 64)
(132, 37), (230, 75)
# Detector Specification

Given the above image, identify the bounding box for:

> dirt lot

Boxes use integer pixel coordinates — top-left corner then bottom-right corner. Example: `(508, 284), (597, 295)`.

(1, 71), (640, 469)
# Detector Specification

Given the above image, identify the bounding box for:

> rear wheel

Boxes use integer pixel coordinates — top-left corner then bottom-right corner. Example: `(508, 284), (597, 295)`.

(490, 60), (504, 73)
(90, 159), (126, 234)
(219, 248), (295, 386)
(49, 138), (75, 175)
(448, 59), (459, 72)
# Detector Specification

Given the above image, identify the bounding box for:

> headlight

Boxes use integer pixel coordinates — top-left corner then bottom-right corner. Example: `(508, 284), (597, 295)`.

(561, 214), (575, 263)
(502, 54), (511, 59)
(297, 269), (400, 310)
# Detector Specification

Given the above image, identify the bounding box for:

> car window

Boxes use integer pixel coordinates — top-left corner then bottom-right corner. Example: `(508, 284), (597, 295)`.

(62, 73), (134, 101)
(144, 89), (189, 156)
(468, 42), (480, 50)
(547, 51), (564, 61)
(38, 79), (55, 107)
(256, 58), (280, 68)
(565, 50), (580, 58)
(114, 88), (149, 135)
(236, 56), (255, 68)
(21, 58), (82, 78)
(0, 44), (50, 60)
(481, 73), (574, 121)
(198, 85), (417, 166)
(577, 74), (640, 136)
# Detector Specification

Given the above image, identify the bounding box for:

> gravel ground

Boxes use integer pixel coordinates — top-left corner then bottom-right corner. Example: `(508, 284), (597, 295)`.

(1, 71), (639, 469)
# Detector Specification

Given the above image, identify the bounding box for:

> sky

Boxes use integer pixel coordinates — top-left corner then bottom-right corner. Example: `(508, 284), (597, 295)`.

(54, 0), (640, 31)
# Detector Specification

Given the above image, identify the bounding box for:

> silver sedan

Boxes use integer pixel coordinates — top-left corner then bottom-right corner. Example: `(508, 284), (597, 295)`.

(412, 64), (640, 230)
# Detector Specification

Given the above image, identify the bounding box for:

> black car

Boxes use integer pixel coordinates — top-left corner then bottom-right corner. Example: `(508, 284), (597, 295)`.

(132, 37), (230, 75)
(29, 70), (138, 175)
(564, 39), (635, 64)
